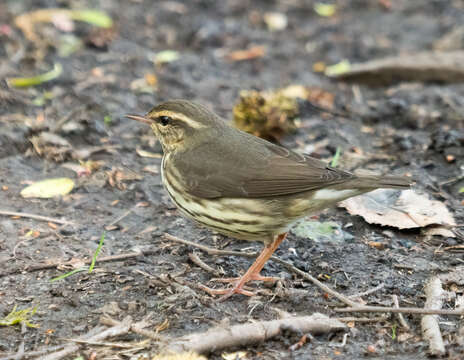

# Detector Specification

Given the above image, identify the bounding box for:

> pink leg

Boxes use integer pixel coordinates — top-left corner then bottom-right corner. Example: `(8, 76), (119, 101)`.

(199, 233), (287, 302)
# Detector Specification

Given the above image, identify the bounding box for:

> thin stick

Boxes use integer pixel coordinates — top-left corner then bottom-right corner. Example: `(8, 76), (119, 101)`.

(272, 257), (359, 307)
(164, 232), (359, 307)
(392, 295), (410, 330)
(335, 306), (462, 316)
(57, 339), (134, 348)
(0, 250), (159, 278)
(38, 319), (131, 360)
(163, 233), (464, 316)
(164, 233), (257, 257)
(348, 283), (385, 299)
(336, 316), (388, 323)
(0, 210), (75, 226)
(105, 206), (136, 230)
(100, 315), (165, 341)
(421, 277), (446, 355)
(189, 252), (221, 276)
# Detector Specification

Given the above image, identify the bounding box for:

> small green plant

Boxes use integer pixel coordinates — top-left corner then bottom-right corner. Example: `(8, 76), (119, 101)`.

(330, 147), (341, 167)
(50, 232), (105, 282)
(0, 305), (39, 328)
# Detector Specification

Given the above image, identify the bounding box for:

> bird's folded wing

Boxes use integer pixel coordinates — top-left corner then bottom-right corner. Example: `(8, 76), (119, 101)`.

(175, 139), (355, 199)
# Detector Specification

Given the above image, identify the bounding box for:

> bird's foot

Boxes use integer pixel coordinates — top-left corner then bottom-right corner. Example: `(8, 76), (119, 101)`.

(198, 283), (255, 300)
(199, 272), (280, 302)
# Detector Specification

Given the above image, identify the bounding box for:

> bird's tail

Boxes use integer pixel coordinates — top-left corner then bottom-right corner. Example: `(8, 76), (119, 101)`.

(351, 175), (412, 190)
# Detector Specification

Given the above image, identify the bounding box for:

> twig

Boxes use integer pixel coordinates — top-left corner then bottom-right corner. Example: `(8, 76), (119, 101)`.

(105, 205), (137, 230)
(0, 210), (75, 226)
(336, 316), (388, 323)
(335, 306), (462, 316)
(57, 339), (134, 348)
(188, 252), (222, 276)
(164, 233), (359, 307)
(0, 250), (159, 278)
(272, 258), (359, 307)
(100, 314), (165, 341)
(421, 277), (446, 356)
(38, 319), (131, 360)
(165, 313), (346, 354)
(392, 295), (410, 330)
(164, 233), (257, 257)
(163, 234), (464, 317)
(348, 283), (385, 299)
(0, 345), (67, 360)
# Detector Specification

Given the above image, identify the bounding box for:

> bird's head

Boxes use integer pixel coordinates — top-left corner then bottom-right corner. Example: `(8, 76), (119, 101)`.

(126, 99), (224, 153)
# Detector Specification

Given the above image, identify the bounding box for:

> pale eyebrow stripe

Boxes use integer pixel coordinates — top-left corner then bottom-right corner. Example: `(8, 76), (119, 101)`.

(154, 110), (205, 129)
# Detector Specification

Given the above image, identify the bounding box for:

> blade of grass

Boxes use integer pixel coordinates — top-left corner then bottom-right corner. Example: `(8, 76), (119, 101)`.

(7, 63), (63, 88)
(330, 147), (341, 167)
(50, 267), (87, 282)
(70, 10), (113, 28)
(88, 232), (105, 273)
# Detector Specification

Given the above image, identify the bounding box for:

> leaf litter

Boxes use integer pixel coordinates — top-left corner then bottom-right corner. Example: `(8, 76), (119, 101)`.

(340, 189), (456, 230)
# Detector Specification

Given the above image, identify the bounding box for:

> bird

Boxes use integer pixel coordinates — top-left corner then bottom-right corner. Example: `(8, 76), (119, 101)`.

(126, 99), (411, 301)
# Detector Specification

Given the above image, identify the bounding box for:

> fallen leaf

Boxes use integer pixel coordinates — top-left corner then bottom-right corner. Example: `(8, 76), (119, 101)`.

(422, 227), (455, 238)
(143, 165), (159, 174)
(314, 3), (337, 17)
(15, 8), (112, 42)
(291, 220), (353, 243)
(152, 352), (207, 360)
(20, 178), (74, 198)
(325, 60), (351, 77)
(152, 50), (180, 65)
(263, 12), (288, 31)
(339, 189), (456, 229)
(226, 45), (266, 61)
(222, 351), (247, 360)
(106, 168), (142, 190)
(7, 63), (62, 88)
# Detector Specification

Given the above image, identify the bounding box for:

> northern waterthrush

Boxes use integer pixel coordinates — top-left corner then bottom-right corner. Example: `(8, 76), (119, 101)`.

(127, 100), (411, 301)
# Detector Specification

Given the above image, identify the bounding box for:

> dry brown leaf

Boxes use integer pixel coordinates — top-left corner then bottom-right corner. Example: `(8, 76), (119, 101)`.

(106, 168), (143, 190)
(339, 189), (456, 229)
(226, 45), (266, 61)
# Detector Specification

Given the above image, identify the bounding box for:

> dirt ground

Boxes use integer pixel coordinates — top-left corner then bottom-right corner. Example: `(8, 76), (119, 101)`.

(1, 0), (464, 359)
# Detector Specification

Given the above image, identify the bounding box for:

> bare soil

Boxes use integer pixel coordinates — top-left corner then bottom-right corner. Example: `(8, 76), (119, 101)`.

(0, 0), (463, 359)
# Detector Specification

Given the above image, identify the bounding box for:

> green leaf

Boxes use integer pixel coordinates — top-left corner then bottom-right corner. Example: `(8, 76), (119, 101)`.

(325, 60), (351, 77)
(0, 305), (39, 328)
(7, 63), (63, 88)
(104, 115), (112, 125)
(291, 220), (353, 244)
(314, 3), (337, 17)
(88, 232), (105, 273)
(70, 10), (113, 28)
(391, 323), (397, 340)
(58, 34), (83, 57)
(459, 187), (464, 193)
(153, 50), (180, 65)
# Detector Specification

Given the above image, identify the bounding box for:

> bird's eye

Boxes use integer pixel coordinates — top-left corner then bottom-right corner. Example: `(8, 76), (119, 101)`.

(158, 116), (171, 126)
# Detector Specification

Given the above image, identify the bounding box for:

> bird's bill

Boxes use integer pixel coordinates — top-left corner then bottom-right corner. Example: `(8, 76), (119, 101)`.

(125, 114), (152, 124)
